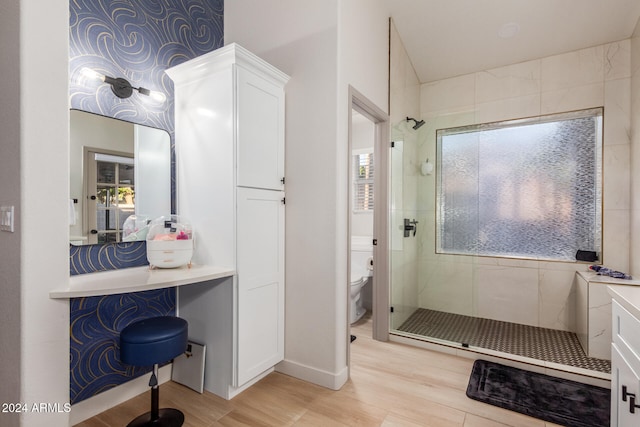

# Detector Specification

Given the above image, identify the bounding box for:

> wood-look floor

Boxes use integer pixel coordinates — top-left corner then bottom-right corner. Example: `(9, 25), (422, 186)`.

(76, 315), (562, 426)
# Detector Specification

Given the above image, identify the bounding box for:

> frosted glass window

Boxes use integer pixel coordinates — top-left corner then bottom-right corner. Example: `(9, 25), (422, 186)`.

(436, 108), (602, 261)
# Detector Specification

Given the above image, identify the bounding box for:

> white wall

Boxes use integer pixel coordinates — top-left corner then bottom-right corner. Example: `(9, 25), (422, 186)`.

(417, 40), (632, 332)
(0, 2), (23, 424)
(0, 0), (70, 426)
(225, 0), (389, 389)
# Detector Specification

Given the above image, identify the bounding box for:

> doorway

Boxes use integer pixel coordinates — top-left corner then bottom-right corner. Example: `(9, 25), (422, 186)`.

(84, 149), (135, 244)
(348, 87), (389, 344)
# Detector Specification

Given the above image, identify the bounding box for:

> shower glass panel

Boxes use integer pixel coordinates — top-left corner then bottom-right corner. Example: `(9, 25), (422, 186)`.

(389, 126), (420, 330)
(390, 139), (417, 330)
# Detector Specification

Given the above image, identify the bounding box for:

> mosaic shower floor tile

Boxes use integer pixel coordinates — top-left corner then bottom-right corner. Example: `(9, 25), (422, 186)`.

(396, 308), (610, 373)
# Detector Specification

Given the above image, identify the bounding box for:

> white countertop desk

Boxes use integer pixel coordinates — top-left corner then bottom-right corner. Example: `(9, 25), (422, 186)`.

(50, 264), (236, 299)
(52, 263), (238, 422)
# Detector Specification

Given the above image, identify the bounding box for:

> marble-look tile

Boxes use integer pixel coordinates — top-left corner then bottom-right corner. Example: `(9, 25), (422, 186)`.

(475, 59), (541, 103)
(473, 264), (539, 325)
(421, 74), (475, 114)
(416, 174), (436, 213)
(390, 249), (419, 330)
(604, 77), (631, 146)
(605, 39), (631, 81)
(603, 143), (631, 210)
(541, 45), (604, 92)
(416, 211), (435, 257)
(630, 29), (640, 275)
(540, 82), (604, 115)
(410, 37), (632, 337)
(632, 30), (640, 79)
(586, 283), (613, 360)
(575, 273), (588, 354)
(402, 137), (419, 213)
(602, 209), (630, 271)
(460, 256), (536, 269)
(475, 94), (541, 124)
(538, 268), (576, 331)
(419, 259), (473, 315)
(538, 260), (584, 272)
(389, 210), (405, 252)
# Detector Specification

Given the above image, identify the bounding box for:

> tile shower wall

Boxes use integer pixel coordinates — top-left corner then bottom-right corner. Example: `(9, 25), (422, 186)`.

(68, 0), (223, 404)
(631, 19), (640, 276)
(417, 40), (631, 332)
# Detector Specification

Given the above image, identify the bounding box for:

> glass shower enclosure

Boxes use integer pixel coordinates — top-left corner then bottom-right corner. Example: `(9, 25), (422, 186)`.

(387, 111), (609, 374)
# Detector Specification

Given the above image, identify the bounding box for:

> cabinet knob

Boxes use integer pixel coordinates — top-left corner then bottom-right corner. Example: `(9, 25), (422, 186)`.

(280, 177), (285, 185)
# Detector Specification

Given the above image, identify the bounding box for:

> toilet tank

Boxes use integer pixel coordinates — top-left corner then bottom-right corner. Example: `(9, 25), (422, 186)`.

(351, 236), (373, 277)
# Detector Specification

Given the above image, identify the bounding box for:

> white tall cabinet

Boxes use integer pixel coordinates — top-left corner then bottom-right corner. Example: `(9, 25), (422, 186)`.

(166, 43), (288, 398)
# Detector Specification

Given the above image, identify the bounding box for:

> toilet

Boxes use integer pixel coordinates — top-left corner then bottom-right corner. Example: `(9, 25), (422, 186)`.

(350, 236), (373, 324)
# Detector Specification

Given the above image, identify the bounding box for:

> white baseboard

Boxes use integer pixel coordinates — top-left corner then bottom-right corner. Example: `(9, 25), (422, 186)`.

(70, 365), (172, 426)
(275, 359), (348, 391)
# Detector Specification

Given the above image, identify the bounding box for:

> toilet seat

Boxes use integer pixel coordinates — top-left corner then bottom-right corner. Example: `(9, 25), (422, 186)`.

(350, 275), (365, 286)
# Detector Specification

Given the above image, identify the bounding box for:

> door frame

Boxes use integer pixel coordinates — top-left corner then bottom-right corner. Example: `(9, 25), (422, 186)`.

(83, 147), (134, 244)
(348, 86), (390, 343)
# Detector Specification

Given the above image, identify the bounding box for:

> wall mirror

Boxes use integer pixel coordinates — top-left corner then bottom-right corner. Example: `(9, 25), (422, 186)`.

(69, 109), (171, 245)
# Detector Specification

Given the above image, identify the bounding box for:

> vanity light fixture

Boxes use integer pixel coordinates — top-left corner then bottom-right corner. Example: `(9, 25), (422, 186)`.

(81, 68), (166, 103)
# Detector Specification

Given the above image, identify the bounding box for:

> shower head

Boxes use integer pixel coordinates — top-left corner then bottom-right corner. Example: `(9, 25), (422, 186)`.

(406, 116), (425, 130)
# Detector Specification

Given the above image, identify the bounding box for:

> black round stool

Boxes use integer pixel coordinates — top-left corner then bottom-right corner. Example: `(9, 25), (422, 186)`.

(120, 316), (188, 427)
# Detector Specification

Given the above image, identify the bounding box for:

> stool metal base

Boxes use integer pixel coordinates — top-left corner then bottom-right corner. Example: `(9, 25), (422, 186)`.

(126, 408), (184, 427)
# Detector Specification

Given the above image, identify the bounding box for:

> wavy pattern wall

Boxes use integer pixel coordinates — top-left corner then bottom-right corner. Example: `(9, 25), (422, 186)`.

(68, 0), (223, 404)
(70, 289), (176, 403)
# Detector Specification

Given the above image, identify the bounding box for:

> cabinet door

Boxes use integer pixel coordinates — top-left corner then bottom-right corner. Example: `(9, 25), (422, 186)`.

(236, 66), (285, 190)
(236, 187), (285, 386)
(611, 343), (640, 426)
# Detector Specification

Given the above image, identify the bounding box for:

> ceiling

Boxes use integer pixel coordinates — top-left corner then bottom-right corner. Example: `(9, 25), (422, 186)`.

(387, 0), (640, 83)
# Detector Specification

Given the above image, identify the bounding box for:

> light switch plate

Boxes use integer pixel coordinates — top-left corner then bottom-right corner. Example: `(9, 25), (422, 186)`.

(1, 206), (15, 232)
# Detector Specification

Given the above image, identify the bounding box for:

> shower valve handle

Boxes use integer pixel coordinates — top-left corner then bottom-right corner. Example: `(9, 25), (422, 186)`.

(404, 219), (419, 237)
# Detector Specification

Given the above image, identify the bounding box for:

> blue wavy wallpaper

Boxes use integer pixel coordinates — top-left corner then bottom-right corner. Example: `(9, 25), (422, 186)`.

(70, 289), (176, 403)
(69, 241), (149, 275)
(68, 0), (223, 404)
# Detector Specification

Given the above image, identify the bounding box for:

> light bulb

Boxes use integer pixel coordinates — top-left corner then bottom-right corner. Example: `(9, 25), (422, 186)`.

(148, 90), (166, 103)
(80, 67), (105, 82)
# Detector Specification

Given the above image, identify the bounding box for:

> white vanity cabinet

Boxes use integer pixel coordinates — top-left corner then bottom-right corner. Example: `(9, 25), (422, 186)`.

(610, 288), (640, 426)
(236, 66), (285, 190)
(166, 43), (288, 398)
(236, 187), (285, 385)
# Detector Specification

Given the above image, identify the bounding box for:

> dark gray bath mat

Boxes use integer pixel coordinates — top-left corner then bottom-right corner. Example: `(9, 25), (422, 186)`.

(466, 360), (610, 427)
